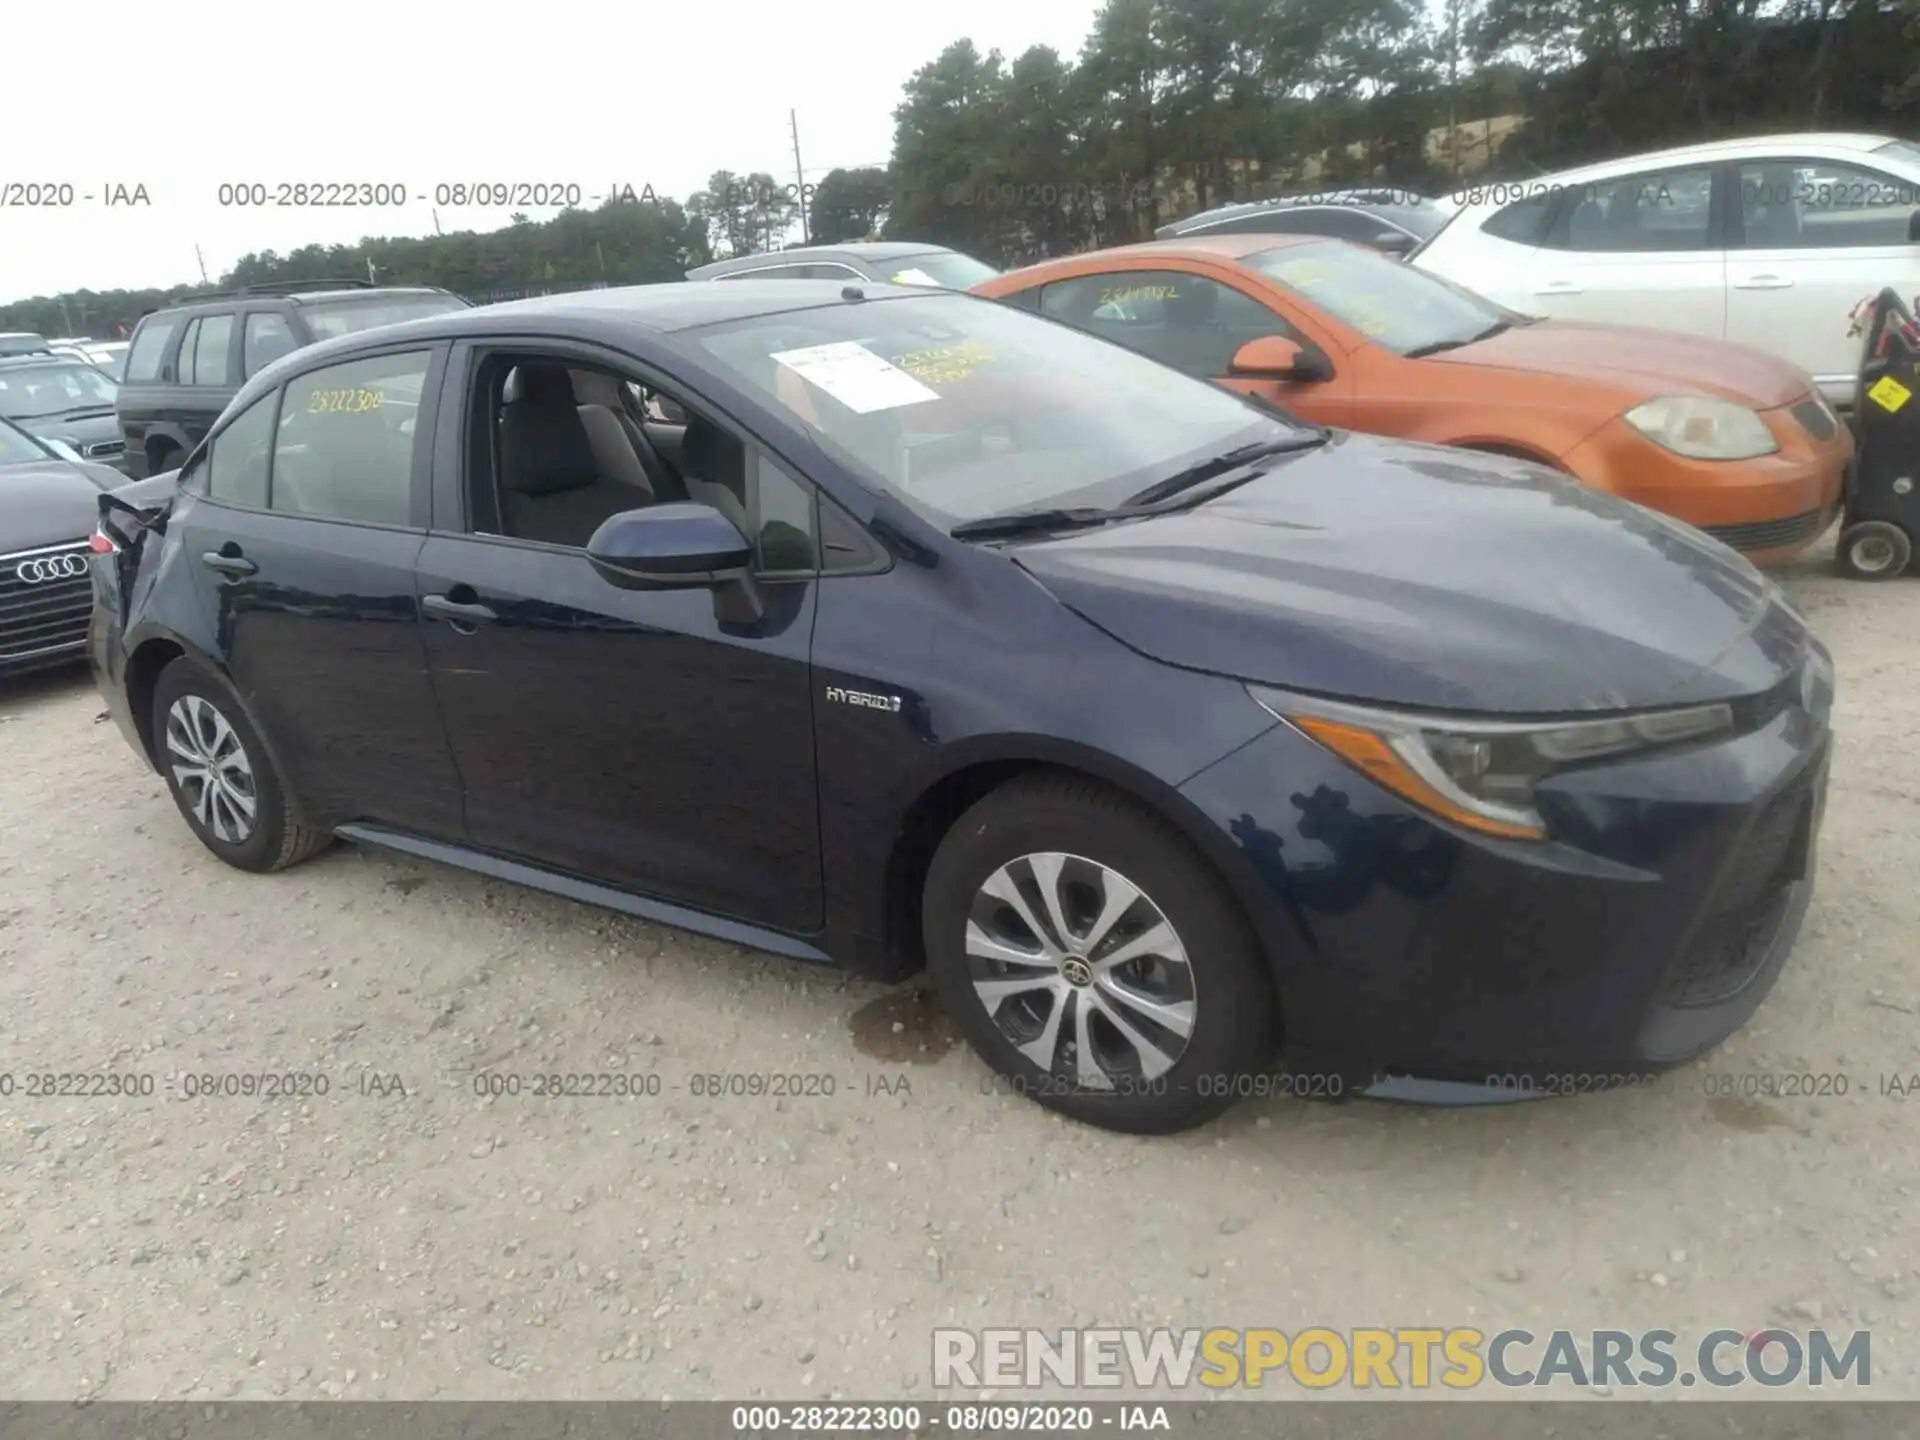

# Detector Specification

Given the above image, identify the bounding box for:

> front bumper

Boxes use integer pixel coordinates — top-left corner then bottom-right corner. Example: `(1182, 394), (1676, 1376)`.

(1566, 407), (1853, 565)
(1178, 663), (1832, 1097)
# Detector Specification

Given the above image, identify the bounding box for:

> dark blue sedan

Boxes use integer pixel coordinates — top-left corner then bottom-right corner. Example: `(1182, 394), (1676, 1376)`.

(87, 279), (1833, 1133)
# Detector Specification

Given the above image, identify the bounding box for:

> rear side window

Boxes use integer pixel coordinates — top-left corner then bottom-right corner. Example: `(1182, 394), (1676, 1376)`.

(202, 392), (277, 508)
(270, 351), (431, 527)
(189, 313), (235, 387)
(125, 317), (178, 383)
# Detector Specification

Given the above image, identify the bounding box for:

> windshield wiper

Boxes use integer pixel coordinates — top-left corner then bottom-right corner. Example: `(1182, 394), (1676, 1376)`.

(1122, 433), (1327, 508)
(1404, 321), (1510, 360)
(950, 507), (1122, 541)
(951, 433), (1329, 542)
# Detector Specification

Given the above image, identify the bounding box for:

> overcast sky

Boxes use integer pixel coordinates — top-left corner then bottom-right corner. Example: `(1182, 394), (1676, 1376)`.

(5, 0), (1102, 305)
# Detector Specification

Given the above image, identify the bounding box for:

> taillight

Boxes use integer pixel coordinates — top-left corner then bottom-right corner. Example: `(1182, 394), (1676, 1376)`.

(88, 530), (118, 554)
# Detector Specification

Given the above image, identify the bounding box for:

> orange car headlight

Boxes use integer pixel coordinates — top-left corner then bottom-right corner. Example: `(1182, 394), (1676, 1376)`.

(1623, 396), (1778, 461)
(1249, 687), (1736, 840)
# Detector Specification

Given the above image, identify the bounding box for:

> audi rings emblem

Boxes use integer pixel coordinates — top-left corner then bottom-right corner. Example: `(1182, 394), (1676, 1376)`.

(15, 554), (88, 584)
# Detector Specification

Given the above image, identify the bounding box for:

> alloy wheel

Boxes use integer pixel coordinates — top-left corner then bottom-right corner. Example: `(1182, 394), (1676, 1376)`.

(965, 851), (1196, 1088)
(164, 695), (258, 844)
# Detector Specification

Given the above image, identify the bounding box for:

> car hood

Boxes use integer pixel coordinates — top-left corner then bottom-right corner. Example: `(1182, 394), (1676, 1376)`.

(1010, 432), (1809, 714)
(0, 458), (117, 551)
(12, 409), (120, 445)
(1429, 320), (1812, 409)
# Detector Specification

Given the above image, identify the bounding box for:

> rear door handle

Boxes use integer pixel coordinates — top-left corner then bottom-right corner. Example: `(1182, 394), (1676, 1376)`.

(1734, 273), (1793, 289)
(200, 550), (257, 578)
(421, 593), (497, 626)
(1533, 280), (1583, 295)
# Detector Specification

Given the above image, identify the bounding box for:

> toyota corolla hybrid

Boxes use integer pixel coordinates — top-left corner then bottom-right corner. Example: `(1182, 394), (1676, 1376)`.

(89, 281), (1831, 1133)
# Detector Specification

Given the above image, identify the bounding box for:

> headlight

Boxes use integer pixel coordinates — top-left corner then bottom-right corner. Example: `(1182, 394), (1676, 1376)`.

(1623, 396), (1778, 461)
(1249, 687), (1736, 840)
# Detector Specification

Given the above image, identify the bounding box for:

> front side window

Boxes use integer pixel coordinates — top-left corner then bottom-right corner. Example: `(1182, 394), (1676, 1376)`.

(692, 289), (1297, 528)
(192, 313), (234, 387)
(202, 393), (277, 508)
(1241, 240), (1518, 356)
(1481, 191), (1554, 246)
(271, 351), (430, 526)
(296, 294), (467, 341)
(243, 312), (298, 377)
(125, 317), (178, 383)
(1546, 166), (1716, 253)
(1736, 160), (1917, 249)
(0, 361), (118, 420)
(1038, 269), (1299, 378)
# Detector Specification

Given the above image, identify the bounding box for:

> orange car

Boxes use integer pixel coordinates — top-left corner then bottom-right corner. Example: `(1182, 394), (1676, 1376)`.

(972, 235), (1854, 564)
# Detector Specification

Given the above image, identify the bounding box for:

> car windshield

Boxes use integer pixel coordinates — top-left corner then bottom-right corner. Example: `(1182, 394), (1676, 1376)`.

(880, 252), (1003, 289)
(1242, 240), (1523, 355)
(1874, 138), (1920, 173)
(298, 293), (468, 340)
(0, 417), (52, 465)
(694, 290), (1298, 527)
(0, 361), (119, 418)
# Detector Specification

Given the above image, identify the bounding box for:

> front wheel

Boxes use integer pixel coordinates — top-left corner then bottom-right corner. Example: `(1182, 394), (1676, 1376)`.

(923, 774), (1278, 1134)
(1835, 520), (1913, 580)
(151, 658), (332, 872)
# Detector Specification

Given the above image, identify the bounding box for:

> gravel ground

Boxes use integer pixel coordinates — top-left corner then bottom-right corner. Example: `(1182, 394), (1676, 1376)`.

(1, 536), (1917, 1405)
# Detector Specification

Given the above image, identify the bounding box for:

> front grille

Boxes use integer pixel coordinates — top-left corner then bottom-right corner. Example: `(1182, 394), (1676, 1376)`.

(1791, 397), (1836, 443)
(0, 540), (94, 665)
(1660, 783), (1810, 1009)
(81, 439), (125, 460)
(1702, 508), (1828, 553)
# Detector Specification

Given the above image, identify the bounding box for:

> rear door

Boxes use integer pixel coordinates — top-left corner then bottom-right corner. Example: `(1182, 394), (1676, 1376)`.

(165, 343), (464, 839)
(1725, 156), (1920, 404)
(1521, 163), (1727, 340)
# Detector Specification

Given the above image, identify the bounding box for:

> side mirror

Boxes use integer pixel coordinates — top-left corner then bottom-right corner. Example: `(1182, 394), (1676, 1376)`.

(1908, 210), (1920, 244)
(586, 503), (752, 591)
(1373, 230), (1416, 258)
(1229, 335), (1331, 383)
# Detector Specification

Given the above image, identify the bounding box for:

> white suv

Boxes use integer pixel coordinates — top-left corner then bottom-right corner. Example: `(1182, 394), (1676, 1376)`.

(1413, 133), (1920, 408)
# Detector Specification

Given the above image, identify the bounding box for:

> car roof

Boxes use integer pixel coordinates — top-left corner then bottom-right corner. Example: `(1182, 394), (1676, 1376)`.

(0, 352), (92, 368)
(1494, 132), (1900, 187)
(139, 285), (453, 322)
(686, 243), (953, 278)
(988, 234), (1327, 284)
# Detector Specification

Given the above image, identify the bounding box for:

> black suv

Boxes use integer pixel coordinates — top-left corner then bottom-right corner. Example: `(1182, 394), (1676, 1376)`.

(115, 280), (469, 478)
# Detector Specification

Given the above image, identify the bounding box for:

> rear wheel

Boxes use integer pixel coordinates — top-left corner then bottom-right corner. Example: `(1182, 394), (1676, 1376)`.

(1835, 520), (1913, 580)
(151, 658), (331, 872)
(146, 440), (181, 477)
(923, 774), (1278, 1134)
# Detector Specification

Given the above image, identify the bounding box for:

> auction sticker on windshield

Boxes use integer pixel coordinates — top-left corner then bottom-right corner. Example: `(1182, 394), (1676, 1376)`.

(772, 341), (940, 414)
(891, 342), (995, 386)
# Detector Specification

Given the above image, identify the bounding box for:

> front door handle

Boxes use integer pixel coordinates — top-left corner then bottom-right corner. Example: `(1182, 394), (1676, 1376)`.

(1734, 273), (1793, 290)
(1533, 280), (1583, 295)
(421, 593), (497, 627)
(200, 549), (257, 578)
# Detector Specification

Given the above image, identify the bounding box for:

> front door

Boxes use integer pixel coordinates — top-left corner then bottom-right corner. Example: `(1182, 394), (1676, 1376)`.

(417, 346), (824, 934)
(1521, 164), (1727, 341)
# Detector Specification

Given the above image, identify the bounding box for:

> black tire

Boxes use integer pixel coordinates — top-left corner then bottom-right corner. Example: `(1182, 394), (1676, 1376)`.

(151, 657), (331, 872)
(923, 773), (1278, 1134)
(1835, 520), (1913, 581)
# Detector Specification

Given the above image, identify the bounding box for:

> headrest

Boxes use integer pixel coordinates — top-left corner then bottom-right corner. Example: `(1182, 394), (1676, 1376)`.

(504, 363), (577, 409)
(681, 415), (746, 494)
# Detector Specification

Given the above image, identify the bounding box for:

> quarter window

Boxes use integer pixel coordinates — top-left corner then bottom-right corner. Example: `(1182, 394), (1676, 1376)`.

(202, 392), (277, 508)
(173, 319), (200, 383)
(1039, 270), (1298, 378)
(753, 453), (818, 572)
(125, 317), (178, 383)
(1481, 191), (1553, 246)
(270, 351), (430, 526)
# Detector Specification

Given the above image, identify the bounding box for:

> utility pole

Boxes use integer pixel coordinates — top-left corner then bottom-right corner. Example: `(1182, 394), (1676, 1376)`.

(790, 109), (809, 244)
(194, 245), (210, 285)
(431, 207), (444, 235)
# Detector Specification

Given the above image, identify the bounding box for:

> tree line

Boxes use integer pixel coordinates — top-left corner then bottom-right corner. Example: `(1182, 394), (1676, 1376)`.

(3, 0), (1912, 336)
